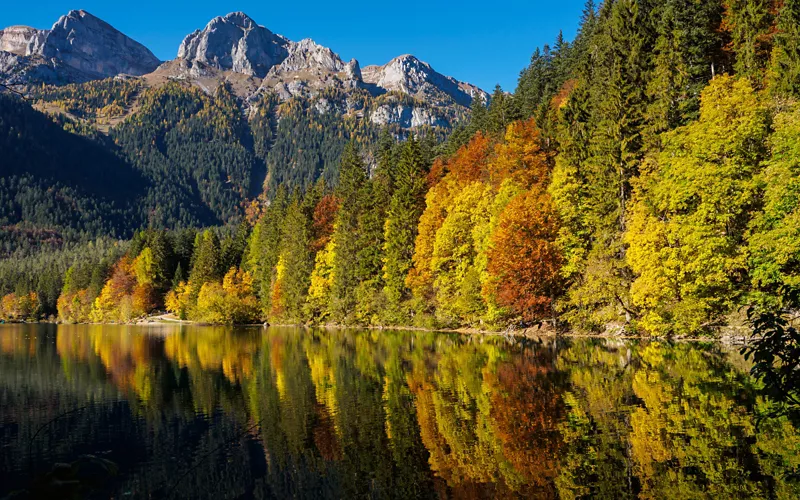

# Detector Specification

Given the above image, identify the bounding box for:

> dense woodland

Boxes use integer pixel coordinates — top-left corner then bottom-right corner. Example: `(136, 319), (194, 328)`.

(2, 0), (800, 336)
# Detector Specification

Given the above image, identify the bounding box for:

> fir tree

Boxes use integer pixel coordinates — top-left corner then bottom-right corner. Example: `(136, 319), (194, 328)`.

(768, 0), (800, 97)
(329, 142), (368, 320)
(189, 230), (223, 287)
(383, 138), (428, 319)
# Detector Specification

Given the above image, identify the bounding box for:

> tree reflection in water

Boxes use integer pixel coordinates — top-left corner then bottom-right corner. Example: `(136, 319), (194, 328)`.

(1, 324), (800, 499)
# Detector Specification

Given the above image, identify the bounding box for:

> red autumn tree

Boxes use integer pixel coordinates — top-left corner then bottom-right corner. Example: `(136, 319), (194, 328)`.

(486, 189), (563, 323)
(311, 194), (340, 253)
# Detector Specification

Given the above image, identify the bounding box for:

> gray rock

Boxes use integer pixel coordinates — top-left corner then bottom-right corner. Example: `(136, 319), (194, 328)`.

(270, 38), (345, 75)
(345, 59), (361, 81)
(177, 12), (290, 78)
(43, 10), (160, 78)
(1, 10), (160, 84)
(361, 54), (487, 107)
(0, 25), (47, 56)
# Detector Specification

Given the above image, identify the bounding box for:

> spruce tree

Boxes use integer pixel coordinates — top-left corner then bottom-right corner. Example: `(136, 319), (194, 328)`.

(189, 230), (222, 286)
(244, 186), (288, 313)
(769, 0), (800, 97)
(329, 142), (368, 320)
(646, 0), (724, 139)
(724, 0), (776, 80)
(273, 190), (316, 321)
(382, 137), (427, 319)
(552, 0), (655, 329)
(486, 85), (519, 135)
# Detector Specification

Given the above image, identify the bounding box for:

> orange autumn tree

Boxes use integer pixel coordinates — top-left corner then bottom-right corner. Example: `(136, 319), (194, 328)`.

(486, 189), (562, 323)
(410, 119), (561, 326)
(310, 194), (340, 253)
(92, 252), (157, 322)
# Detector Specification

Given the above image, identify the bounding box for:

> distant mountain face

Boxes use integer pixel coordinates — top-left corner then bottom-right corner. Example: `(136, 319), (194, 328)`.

(0, 10), (161, 83)
(1, 11), (487, 129)
(0, 11), (488, 250)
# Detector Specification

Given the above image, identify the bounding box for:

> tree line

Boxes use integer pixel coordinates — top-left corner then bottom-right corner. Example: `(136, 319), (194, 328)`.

(3, 0), (800, 336)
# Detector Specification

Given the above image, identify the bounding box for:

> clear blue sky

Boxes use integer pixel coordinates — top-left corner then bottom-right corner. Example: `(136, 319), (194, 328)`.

(2, 1), (586, 92)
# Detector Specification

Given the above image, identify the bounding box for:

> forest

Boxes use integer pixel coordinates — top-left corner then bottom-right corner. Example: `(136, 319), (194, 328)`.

(2, 0), (800, 337)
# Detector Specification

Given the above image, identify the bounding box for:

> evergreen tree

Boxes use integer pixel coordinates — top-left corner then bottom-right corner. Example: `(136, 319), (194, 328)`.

(221, 220), (251, 273)
(723, 0), (776, 80)
(486, 85), (519, 135)
(552, 0), (655, 330)
(352, 135), (396, 322)
(148, 230), (175, 292)
(768, 0), (800, 97)
(383, 138), (428, 319)
(189, 230), (222, 287)
(329, 142), (368, 320)
(271, 189), (317, 322)
(645, 0), (724, 139)
(245, 187), (288, 313)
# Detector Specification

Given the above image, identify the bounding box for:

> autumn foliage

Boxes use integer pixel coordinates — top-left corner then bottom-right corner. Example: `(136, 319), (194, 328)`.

(487, 190), (562, 322)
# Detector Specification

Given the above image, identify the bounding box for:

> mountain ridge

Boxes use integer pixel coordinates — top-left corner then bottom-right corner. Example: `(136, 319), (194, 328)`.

(1, 10), (487, 129)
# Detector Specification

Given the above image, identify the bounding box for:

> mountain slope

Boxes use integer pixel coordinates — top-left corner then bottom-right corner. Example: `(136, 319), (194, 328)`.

(2, 11), (487, 130)
(0, 10), (160, 84)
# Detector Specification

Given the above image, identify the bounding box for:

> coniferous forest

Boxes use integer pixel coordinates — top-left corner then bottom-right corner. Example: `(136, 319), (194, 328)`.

(3, 0), (800, 337)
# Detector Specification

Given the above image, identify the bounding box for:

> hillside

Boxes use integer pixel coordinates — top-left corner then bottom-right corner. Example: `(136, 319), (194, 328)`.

(3, 0), (800, 339)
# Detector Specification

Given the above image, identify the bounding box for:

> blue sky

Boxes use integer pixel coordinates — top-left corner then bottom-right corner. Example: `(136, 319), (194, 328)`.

(2, 1), (587, 92)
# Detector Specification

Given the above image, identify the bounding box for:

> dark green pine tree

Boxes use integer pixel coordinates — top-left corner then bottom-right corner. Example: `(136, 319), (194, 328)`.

(559, 0), (656, 328)
(172, 262), (186, 289)
(329, 142), (368, 321)
(468, 91), (489, 132)
(769, 0), (800, 97)
(382, 137), (428, 320)
(486, 84), (520, 135)
(245, 186), (288, 313)
(189, 230), (223, 286)
(147, 230), (175, 292)
(275, 189), (317, 322)
(221, 220), (251, 273)
(645, 0), (724, 141)
(352, 134), (396, 322)
(724, 0), (776, 80)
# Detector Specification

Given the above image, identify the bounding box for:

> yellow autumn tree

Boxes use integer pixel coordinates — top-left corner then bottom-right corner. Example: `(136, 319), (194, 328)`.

(195, 267), (259, 324)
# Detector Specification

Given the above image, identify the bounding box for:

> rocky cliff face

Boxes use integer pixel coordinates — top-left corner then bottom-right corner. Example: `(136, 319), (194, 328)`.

(0, 26), (46, 56)
(177, 12), (290, 78)
(2, 10), (486, 130)
(0, 10), (160, 84)
(44, 10), (161, 79)
(362, 55), (487, 108)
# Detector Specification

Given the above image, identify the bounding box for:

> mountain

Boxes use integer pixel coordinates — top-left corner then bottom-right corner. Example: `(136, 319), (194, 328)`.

(176, 12), (290, 78)
(2, 11), (487, 129)
(0, 10), (160, 84)
(362, 54), (485, 108)
(0, 11), (488, 252)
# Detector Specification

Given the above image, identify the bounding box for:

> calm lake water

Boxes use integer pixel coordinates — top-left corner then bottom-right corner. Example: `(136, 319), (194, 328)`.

(2, 324), (800, 499)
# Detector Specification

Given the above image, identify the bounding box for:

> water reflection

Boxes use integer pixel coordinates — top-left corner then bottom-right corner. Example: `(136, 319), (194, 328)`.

(1, 325), (799, 499)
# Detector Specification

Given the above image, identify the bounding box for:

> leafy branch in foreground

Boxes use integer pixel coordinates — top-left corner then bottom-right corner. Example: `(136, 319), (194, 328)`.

(742, 287), (800, 409)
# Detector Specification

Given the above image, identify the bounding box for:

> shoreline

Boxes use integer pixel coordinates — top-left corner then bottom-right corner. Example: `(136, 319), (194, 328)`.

(1, 316), (752, 344)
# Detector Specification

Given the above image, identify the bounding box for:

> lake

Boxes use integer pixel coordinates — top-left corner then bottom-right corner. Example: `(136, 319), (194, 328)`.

(1, 324), (799, 499)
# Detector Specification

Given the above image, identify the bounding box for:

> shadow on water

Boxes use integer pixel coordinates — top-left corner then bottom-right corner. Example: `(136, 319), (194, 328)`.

(1, 324), (800, 499)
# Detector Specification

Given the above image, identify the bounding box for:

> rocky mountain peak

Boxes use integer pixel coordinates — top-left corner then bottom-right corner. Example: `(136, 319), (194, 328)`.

(42, 9), (160, 78)
(177, 11), (290, 78)
(362, 54), (486, 108)
(270, 38), (347, 75)
(0, 25), (47, 56)
(1, 9), (160, 83)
